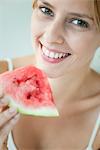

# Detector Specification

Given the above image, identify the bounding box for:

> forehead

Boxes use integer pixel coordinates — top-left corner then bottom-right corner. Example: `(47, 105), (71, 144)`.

(39, 0), (92, 15)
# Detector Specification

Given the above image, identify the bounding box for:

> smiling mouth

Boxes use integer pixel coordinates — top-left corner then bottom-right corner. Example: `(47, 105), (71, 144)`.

(40, 44), (71, 61)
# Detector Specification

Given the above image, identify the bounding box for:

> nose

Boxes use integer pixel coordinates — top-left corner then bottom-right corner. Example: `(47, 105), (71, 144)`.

(43, 20), (64, 45)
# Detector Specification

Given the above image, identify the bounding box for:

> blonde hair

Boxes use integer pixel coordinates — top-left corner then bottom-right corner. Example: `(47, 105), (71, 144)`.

(92, 0), (100, 31)
(32, 0), (100, 31)
(32, 0), (37, 8)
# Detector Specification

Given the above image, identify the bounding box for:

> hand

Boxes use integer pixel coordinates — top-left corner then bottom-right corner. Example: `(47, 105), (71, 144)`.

(0, 87), (20, 149)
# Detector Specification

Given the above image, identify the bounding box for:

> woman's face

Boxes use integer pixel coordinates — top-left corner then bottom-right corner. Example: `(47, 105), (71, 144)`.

(31, 0), (100, 78)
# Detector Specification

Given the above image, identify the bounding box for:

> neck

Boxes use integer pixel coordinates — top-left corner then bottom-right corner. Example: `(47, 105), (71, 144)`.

(48, 68), (100, 115)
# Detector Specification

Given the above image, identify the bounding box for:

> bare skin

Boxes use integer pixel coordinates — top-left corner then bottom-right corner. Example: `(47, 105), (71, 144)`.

(8, 56), (100, 149)
(0, 96), (20, 149)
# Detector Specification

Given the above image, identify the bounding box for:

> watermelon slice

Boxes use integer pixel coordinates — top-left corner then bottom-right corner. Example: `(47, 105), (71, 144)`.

(0, 66), (59, 117)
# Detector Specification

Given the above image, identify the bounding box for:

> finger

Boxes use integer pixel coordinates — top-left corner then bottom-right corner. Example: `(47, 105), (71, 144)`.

(0, 107), (17, 128)
(0, 97), (9, 107)
(0, 96), (10, 113)
(0, 98), (9, 113)
(0, 85), (4, 98)
(0, 113), (20, 148)
(0, 95), (11, 110)
(0, 105), (9, 113)
(1, 95), (10, 104)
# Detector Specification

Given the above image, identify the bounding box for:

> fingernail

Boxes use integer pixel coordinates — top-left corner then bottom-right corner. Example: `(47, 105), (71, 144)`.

(14, 114), (20, 121)
(9, 107), (17, 114)
(0, 99), (7, 105)
(0, 100), (5, 105)
(0, 86), (3, 97)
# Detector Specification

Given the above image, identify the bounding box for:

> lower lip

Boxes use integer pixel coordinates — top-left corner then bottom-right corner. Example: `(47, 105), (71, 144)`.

(40, 45), (69, 64)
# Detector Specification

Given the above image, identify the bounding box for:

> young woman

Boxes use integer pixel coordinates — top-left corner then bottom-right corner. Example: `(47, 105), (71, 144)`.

(0, 0), (100, 149)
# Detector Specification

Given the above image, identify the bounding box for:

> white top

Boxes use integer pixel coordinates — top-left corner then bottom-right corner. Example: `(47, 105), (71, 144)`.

(7, 113), (100, 150)
(7, 132), (17, 150)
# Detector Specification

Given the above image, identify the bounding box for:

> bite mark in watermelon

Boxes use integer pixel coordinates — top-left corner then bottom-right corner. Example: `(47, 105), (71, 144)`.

(0, 66), (59, 117)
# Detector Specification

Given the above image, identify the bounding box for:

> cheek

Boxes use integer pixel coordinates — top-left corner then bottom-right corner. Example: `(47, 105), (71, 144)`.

(31, 14), (43, 49)
(31, 12), (47, 39)
(67, 31), (98, 60)
(31, 18), (41, 38)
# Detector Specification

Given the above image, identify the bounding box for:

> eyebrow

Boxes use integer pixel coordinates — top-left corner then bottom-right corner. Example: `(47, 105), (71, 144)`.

(68, 12), (93, 20)
(38, 0), (93, 21)
(38, 0), (55, 9)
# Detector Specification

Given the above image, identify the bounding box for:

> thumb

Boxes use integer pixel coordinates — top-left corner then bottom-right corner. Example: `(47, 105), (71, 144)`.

(0, 85), (4, 98)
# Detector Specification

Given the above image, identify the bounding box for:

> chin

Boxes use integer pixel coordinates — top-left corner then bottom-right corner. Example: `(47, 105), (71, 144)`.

(34, 44), (75, 78)
(35, 62), (64, 78)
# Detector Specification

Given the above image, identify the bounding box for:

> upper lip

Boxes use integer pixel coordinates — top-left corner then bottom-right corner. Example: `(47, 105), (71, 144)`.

(40, 42), (72, 55)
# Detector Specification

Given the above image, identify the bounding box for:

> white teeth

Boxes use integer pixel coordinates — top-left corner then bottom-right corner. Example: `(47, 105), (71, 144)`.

(42, 46), (46, 54)
(54, 53), (59, 59)
(45, 50), (49, 56)
(49, 52), (55, 58)
(63, 54), (66, 57)
(59, 53), (63, 58)
(42, 49), (45, 54)
(42, 46), (69, 59)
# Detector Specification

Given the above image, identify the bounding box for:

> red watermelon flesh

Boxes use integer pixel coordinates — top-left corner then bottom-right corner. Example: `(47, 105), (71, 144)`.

(0, 66), (59, 117)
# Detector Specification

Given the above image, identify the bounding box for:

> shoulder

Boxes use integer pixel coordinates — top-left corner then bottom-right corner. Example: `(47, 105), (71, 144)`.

(12, 54), (36, 69)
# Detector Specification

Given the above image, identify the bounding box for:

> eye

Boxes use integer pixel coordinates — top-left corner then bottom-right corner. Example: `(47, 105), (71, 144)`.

(69, 18), (89, 28)
(39, 6), (54, 17)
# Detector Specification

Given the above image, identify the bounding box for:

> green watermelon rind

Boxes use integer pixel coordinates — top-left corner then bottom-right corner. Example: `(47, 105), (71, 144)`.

(8, 97), (59, 117)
